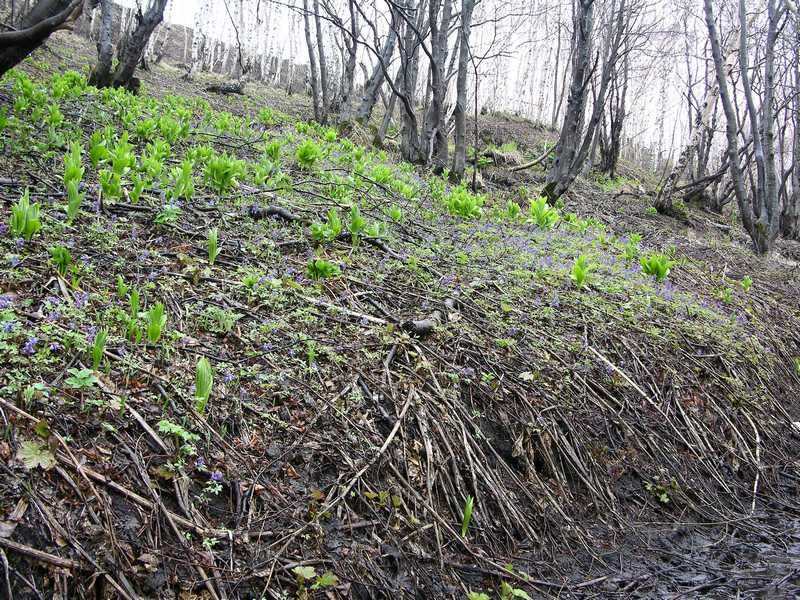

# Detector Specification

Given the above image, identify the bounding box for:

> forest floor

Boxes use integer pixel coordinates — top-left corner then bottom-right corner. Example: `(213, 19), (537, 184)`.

(0, 32), (799, 600)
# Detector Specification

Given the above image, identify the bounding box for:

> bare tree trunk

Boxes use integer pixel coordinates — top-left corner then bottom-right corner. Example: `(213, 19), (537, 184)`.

(704, 0), (782, 254)
(87, 0), (111, 86)
(541, 0), (595, 202)
(355, 4), (399, 124)
(655, 32), (737, 214)
(451, 0), (475, 181)
(399, 0), (428, 163)
(303, 0), (322, 121)
(108, 0), (167, 90)
(335, 0), (358, 123)
(313, 0), (329, 119)
(781, 13), (799, 239)
(0, 0), (82, 77)
(422, 0), (452, 171)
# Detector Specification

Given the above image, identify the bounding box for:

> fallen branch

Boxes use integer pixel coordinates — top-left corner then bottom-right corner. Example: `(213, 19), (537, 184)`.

(0, 537), (82, 570)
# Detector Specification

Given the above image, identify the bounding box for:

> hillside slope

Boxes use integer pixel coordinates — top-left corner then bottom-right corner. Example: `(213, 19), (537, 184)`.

(1, 36), (800, 599)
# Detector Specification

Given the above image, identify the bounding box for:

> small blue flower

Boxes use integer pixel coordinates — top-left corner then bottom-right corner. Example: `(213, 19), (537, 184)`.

(22, 337), (38, 355)
(9, 255), (20, 267)
(74, 291), (89, 309)
(15, 238), (25, 249)
(49, 342), (61, 352)
(2, 321), (15, 333)
(210, 471), (223, 482)
(0, 295), (12, 309)
(0, 223), (8, 236)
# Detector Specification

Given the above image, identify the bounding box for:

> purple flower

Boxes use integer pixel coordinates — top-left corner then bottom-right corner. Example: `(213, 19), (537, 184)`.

(549, 292), (560, 308)
(46, 311), (61, 322)
(2, 321), (15, 333)
(22, 337), (38, 355)
(80, 254), (90, 264)
(0, 295), (12, 309)
(459, 367), (475, 379)
(9, 255), (20, 267)
(196, 456), (206, 469)
(85, 325), (97, 343)
(223, 372), (234, 383)
(0, 223), (8, 236)
(210, 471), (223, 482)
(49, 342), (61, 352)
(261, 342), (273, 352)
(74, 291), (89, 309)
(15, 238), (25, 249)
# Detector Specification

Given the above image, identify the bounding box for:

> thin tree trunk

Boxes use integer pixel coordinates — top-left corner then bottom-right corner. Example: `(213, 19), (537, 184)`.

(87, 0), (111, 85)
(451, 0), (475, 181)
(303, 0), (322, 121)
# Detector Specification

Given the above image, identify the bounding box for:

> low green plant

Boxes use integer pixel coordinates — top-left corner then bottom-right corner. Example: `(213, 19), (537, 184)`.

(296, 139), (322, 170)
(146, 302), (167, 343)
(66, 180), (85, 224)
(10, 189), (42, 241)
(386, 204), (403, 222)
(155, 204), (181, 226)
(527, 196), (559, 229)
(204, 153), (246, 195)
(99, 169), (122, 200)
(65, 368), (98, 389)
(63, 142), (84, 190)
(446, 185), (484, 219)
(505, 200), (522, 221)
(306, 259), (341, 280)
(740, 275), (753, 292)
(116, 275), (129, 299)
(49, 245), (71, 276)
(194, 357), (213, 413)
(571, 254), (593, 289)
(500, 582), (533, 600)
(622, 233), (642, 261)
(257, 107), (275, 126)
(348, 204), (366, 244)
(645, 206), (659, 216)
(89, 129), (109, 168)
(310, 208), (342, 243)
(91, 328), (108, 370)
(263, 140), (282, 162)
(640, 253), (673, 281)
(207, 228), (221, 265)
(166, 160), (195, 202)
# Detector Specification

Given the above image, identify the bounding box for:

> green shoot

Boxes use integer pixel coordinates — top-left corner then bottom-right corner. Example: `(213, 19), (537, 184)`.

(461, 495), (474, 537)
(10, 189), (42, 241)
(91, 328), (108, 370)
(146, 302), (166, 343)
(49, 245), (71, 277)
(571, 255), (593, 289)
(640, 253), (673, 282)
(194, 357), (213, 413)
(207, 227), (221, 265)
(306, 259), (341, 280)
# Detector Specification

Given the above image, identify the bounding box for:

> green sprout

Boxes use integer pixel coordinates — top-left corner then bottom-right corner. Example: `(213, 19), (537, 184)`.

(306, 259), (341, 280)
(91, 328), (108, 370)
(207, 227), (221, 265)
(146, 302), (167, 343)
(461, 495), (474, 537)
(640, 253), (673, 282)
(10, 189), (42, 241)
(49, 245), (72, 277)
(194, 357), (213, 414)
